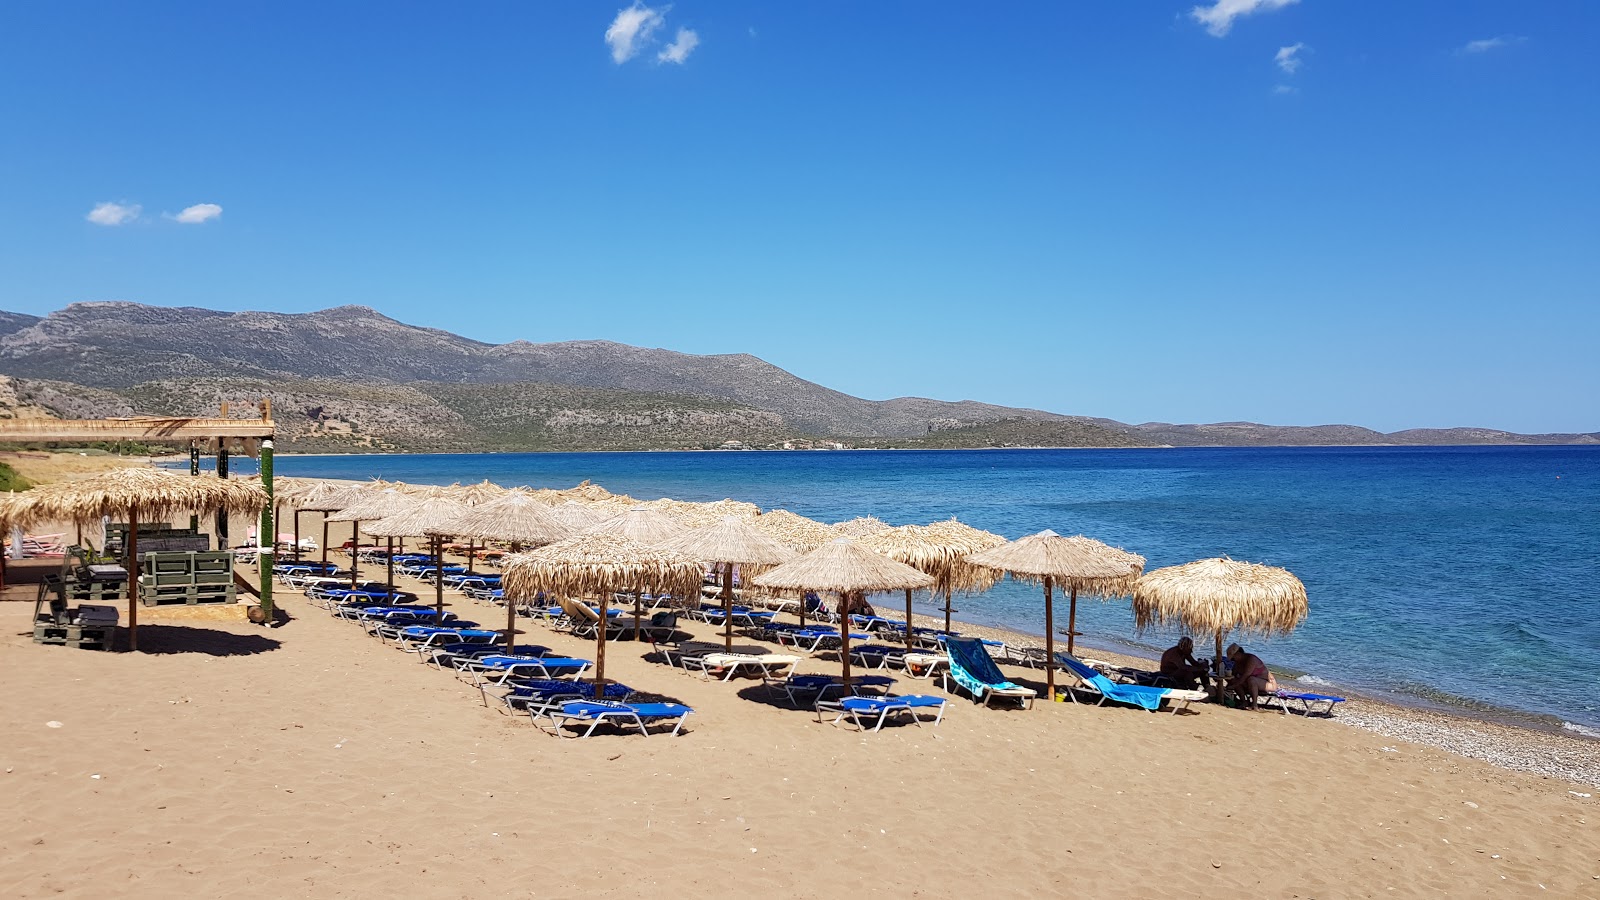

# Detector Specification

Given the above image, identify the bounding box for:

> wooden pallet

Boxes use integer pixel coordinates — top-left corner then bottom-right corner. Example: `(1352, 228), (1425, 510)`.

(33, 623), (114, 650)
(139, 585), (236, 607)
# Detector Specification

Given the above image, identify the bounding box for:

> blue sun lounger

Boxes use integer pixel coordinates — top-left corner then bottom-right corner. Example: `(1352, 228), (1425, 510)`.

(1054, 652), (1207, 714)
(542, 700), (694, 738)
(943, 637), (1037, 709)
(815, 694), (947, 732)
(1261, 689), (1346, 717)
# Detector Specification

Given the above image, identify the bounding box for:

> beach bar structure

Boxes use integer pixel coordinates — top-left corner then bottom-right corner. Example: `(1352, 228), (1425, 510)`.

(0, 408), (281, 623)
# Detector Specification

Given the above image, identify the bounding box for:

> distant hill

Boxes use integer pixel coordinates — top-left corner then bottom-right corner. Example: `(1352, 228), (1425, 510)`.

(0, 302), (1591, 452)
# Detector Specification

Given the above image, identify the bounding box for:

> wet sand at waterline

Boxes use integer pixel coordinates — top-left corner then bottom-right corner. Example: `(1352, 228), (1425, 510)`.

(3, 546), (1597, 896)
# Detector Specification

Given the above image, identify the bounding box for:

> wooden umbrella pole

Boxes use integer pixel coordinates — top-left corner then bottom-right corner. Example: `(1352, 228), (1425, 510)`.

(1043, 576), (1055, 702)
(840, 592), (854, 687)
(595, 591), (609, 689)
(127, 508), (139, 652)
(1215, 629), (1225, 697)
(632, 591), (642, 641)
(506, 586), (518, 649)
(321, 514), (329, 568)
(466, 540), (475, 575)
(1067, 584), (1079, 655)
(904, 588), (914, 652)
(722, 561), (734, 652)
(433, 535), (444, 621)
(943, 584), (953, 633)
(293, 509), (302, 562)
(349, 521), (361, 587)
(385, 537), (394, 594)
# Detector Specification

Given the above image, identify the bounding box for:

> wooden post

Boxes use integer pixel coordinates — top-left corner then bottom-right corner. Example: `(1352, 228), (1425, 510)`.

(432, 535), (444, 622)
(127, 508), (139, 652)
(293, 509), (302, 562)
(215, 447), (229, 548)
(943, 584), (954, 633)
(258, 439), (275, 622)
(595, 590), (609, 690)
(505, 580), (519, 650)
(349, 521), (361, 587)
(465, 540), (475, 575)
(1066, 585), (1078, 655)
(188, 444), (200, 532)
(904, 588), (915, 651)
(840, 591), (855, 688)
(385, 537), (395, 595)
(321, 513), (329, 569)
(721, 560), (735, 652)
(1043, 576), (1055, 702)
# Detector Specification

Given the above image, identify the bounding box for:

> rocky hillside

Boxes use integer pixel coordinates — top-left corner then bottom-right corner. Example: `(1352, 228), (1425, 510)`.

(0, 303), (1590, 451)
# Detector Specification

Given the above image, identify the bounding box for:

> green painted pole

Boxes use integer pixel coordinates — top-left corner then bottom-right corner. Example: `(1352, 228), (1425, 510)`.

(259, 439), (275, 622)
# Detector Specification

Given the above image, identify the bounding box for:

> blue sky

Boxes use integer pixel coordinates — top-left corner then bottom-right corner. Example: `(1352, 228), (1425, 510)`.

(1, 2), (1595, 433)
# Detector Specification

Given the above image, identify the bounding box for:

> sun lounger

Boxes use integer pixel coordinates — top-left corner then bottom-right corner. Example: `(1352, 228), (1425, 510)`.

(901, 651), (949, 679)
(461, 653), (590, 684)
(1054, 652), (1207, 713)
(815, 694), (947, 732)
(943, 637), (1037, 709)
(1260, 689), (1346, 717)
(682, 652), (802, 682)
(773, 626), (873, 655)
(484, 677), (632, 713)
(768, 673), (897, 707)
(541, 700), (694, 738)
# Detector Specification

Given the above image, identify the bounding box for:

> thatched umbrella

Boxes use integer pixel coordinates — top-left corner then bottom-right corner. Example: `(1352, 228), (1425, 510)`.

(752, 538), (932, 686)
(966, 530), (1145, 701)
(363, 498), (473, 623)
(452, 479), (506, 506)
(294, 481), (373, 569)
(752, 509), (835, 553)
(661, 516), (797, 650)
(857, 520), (1005, 650)
(587, 506), (690, 635)
(830, 515), (891, 538)
(549, 501), (606, 532)
(501, 532), (703, 688)
(22, 468), (268, 651)
(1133, 557), (1308, 684)
(440, 491), (571, 644)
(328, 489), (419, 592)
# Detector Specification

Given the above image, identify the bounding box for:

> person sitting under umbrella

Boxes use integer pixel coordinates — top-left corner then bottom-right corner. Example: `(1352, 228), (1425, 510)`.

(1224, 643), (1277, 709)
(1159, 636), (1211, 691)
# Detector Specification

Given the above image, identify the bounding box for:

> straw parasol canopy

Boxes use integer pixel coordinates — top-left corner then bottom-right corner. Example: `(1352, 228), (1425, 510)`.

(966, 529), (1146, 700)
(440, 490), (571, 649)
(661, 516), (797, 650)
(753, 538), (932, 684)
(856, 520), (1007, 648)
(502, 532), (705, 687)
(585, 505), (687, 546)
(830, 515), (891, 538)
(549, 500), (606, 531)
(451, 479), (507, 506)
(364, 497), (474, 621)
(326, 489), (421, 590)
(22, 468), (269, 651)
(752, 509), (835, 552)
(1133, 557), (1308, 680)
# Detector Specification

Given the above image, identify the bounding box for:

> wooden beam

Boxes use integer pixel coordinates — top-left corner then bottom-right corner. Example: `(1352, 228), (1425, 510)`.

(0, 417), (275, 443)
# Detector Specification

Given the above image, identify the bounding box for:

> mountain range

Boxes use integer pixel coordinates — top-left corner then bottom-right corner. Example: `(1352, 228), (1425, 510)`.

(0, 302), (1592, 452)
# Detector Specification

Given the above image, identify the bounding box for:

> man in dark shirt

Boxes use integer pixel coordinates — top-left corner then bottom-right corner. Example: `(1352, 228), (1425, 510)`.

(1160, 636), (1211, 690)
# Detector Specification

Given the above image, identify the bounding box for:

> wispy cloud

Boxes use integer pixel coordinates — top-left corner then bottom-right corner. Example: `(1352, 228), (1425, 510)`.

(1459, 35), (1526, 55)
(1275, 43), (1306, 74)
(86, 201), (140, 226)
(605, 3), (667, 64)
(1192, 0), (1299, 38)
(1273, 84), (1298, 95)
(170, 203), (223, 224)
(658, 27), (699, 64)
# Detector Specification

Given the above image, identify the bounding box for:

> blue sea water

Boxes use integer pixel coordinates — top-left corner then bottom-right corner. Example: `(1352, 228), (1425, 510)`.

(248, 446), (1600, 731)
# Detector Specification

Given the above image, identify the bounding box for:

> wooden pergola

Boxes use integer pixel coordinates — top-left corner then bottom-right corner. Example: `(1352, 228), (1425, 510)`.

(0, 405), (282, 618)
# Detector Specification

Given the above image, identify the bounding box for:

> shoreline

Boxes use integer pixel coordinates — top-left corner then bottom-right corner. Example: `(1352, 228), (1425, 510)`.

(889, 605), (1600, 786)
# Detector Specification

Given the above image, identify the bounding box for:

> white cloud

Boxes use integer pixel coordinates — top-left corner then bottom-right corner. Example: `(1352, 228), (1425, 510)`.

(658, 27), (699, 64)
(1192, 0), (1299, 38)
(1275, 43), (1306, 74)
(605, 3), (666, 64)
(170, 203), (223, 224)
(86, 201), (140, 226)
(1459, 35), (1526, 55)
(1273, 84), (1298, 95)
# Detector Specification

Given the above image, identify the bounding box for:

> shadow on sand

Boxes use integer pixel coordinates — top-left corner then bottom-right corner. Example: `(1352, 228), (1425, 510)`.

(121, 624), (282, 656)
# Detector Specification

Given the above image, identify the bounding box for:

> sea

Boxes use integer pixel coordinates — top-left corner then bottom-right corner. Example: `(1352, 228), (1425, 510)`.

(225, 445), (1600, 735)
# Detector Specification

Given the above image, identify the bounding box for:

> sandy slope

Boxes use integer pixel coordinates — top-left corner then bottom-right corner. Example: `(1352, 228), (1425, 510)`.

(3, 563), (1597, 899)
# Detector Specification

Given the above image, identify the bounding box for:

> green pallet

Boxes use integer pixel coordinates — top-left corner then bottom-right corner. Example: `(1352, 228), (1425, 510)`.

(139, 587), (236, 607)
(33, 623), (114, 649)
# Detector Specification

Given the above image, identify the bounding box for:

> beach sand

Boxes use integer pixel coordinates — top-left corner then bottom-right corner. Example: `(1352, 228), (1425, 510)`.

(4, 534), (1598, 898)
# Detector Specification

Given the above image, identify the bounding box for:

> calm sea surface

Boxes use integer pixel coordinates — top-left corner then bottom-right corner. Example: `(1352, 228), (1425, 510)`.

(246, 446), (1600, 732)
